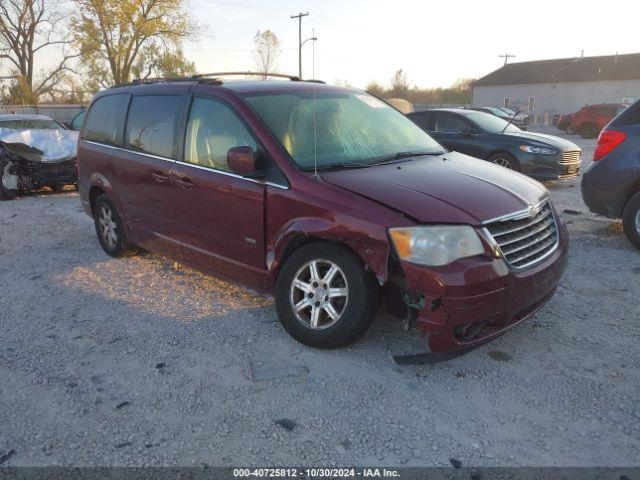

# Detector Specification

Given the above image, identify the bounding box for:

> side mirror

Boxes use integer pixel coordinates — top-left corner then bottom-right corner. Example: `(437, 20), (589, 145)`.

(227, 146), (262, 177)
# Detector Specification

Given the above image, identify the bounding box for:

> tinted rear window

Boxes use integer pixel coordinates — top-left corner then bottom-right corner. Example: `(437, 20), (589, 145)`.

(125, 95), (180, 158)
(82, 94), (128, 145)
(611, 101), (640, 126)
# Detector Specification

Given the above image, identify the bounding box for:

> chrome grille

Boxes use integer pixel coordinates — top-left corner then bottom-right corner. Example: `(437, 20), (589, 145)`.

(558, 150), (581, 164)
(484, 201), (559, 270)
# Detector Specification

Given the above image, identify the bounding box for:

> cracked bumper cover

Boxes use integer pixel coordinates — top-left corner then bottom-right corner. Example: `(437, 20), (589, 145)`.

(397, 221), (569, 353)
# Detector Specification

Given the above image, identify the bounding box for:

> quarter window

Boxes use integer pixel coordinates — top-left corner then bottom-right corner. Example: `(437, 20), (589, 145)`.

(82, 94), (128, 146)
(125, 95), (180, 158)
(184, 97), (257, 172)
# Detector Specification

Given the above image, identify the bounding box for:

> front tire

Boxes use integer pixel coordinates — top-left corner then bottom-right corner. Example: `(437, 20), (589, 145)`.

(93, 194), (139, 257)
(622, 191), (640, 251)
(275, 242), (377, 349)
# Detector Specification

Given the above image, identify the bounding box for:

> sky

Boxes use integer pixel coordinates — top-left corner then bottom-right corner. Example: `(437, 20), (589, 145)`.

(185, 0), (640, 89)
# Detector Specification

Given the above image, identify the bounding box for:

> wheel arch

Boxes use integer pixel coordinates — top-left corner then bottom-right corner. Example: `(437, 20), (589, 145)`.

(268, 218), (391, 288)
(88, 185), (106, 215)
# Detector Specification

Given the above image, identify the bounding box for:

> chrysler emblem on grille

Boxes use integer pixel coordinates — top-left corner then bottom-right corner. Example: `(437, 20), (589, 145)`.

(529, 204), (541, 217)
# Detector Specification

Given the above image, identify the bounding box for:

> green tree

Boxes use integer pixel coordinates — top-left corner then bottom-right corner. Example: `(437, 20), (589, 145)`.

(131, 45), (196, 80)
(72, 0), (198, 88)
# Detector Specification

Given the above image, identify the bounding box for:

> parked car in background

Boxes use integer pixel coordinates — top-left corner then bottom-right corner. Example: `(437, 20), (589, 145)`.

(556, 113), (573, 132)
(498, 106), (530, 126)
(471, 106), (528, 130)
(64, 110), (86, 131)
(407, 108), (581, 180)
(0, 114), (78, 199)
(581, 100), (640, 250)
(568, 103), (628, 139)
(77, 75), (568, 354)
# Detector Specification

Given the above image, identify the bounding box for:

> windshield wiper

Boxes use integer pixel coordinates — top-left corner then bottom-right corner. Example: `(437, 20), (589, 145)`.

(302, 150), (445, 171)
(368, 150), (446, 166)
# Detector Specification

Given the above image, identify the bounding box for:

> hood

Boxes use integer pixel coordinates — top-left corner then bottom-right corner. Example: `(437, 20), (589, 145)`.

(0, 128), (78, 162)
(504, 130), (579, 151)
(320, 151), (548, 225)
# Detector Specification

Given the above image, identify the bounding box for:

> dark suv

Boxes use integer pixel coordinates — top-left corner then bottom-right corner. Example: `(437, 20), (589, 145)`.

(78, 74), (568, 355)
(581, 100), (640, 250)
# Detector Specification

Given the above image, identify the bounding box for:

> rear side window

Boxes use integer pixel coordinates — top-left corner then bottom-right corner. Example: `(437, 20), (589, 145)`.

(409, 112), (433, 131)
(125, 95), (180, 158)
(184, 97), (257, 172)
(611, 101), (640, 126)
(434, 113), (472, 133)
(82, 94), (128, 145)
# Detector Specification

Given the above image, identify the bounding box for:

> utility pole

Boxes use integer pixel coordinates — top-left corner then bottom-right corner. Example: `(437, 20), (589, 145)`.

(499, 53), (516, 65)
(291, 11), (309, 78)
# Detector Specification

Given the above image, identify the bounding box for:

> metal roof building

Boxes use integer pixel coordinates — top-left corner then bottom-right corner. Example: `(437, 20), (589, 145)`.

(472, 53), (640, 123)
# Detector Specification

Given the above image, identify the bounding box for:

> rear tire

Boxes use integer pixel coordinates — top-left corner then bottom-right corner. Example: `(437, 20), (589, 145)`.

(93, 194), (139, 258)
(580, 123), (597, 139)
(275, 242), (377, 349)
(488, 152), (519, 171)
(622, 191), (640, 251)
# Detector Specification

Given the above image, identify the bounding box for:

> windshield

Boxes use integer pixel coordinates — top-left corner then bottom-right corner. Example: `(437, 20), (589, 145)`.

(464, 111), (521, 134)
(500, 107), (516, 116)
(243, 90), (444, 169)
(0, 119), (62, 130)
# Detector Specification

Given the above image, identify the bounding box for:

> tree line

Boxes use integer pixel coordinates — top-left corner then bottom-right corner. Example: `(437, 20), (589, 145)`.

(365, 69), (474, 105)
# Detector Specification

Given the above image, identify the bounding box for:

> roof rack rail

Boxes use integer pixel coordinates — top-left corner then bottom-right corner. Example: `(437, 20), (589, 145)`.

(110, 76), (199, 88)
(110, 72), (325, 89)
(193, 72), (301, 82)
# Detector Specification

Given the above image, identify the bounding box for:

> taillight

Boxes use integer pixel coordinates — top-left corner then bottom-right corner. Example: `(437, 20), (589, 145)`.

(593, 129), (627, 161)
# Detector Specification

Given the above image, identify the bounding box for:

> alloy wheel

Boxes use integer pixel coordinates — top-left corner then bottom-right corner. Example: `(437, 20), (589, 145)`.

(289, 259), (349, 329)
(98, 205), (118, 249)
(491, 157), (513, 169)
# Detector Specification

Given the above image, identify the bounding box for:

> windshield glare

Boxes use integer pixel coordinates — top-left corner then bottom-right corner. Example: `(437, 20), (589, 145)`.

(465, 111), (521, 134)
(244, 91), (444, 169)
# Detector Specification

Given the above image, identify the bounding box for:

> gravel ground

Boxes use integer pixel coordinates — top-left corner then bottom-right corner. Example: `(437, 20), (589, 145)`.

(0, 128), (639, 467)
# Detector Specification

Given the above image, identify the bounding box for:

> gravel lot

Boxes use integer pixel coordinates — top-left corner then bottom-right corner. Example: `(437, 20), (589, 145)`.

(1, 128), (639, 467)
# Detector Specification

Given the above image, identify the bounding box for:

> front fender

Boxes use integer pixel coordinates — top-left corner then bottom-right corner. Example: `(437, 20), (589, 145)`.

(267, 216), (391, 287)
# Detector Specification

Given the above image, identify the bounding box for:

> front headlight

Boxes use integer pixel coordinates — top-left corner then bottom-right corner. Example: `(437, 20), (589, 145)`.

(389, 225), (485, 267)
(519, 144), (557, 155)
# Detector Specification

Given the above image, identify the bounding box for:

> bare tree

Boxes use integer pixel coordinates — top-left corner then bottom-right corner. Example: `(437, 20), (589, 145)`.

(253, 30), (280, 78)
(390, 68), (409, 98)
(0, 0), (78, 103)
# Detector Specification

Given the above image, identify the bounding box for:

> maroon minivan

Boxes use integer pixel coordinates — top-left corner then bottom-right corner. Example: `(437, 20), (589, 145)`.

(77, 75), (568, 354)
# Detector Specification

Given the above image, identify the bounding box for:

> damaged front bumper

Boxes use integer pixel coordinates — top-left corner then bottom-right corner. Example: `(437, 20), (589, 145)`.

(387, 221), (569, 360)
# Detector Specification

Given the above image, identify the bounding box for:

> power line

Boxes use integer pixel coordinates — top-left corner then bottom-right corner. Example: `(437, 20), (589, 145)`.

(499, 53), (516, 65)
(291, 11), (309, 79)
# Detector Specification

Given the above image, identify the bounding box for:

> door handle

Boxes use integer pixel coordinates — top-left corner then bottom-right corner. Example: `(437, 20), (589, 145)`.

(150, 172), (171, 183)
(174, 176), (194, 190)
